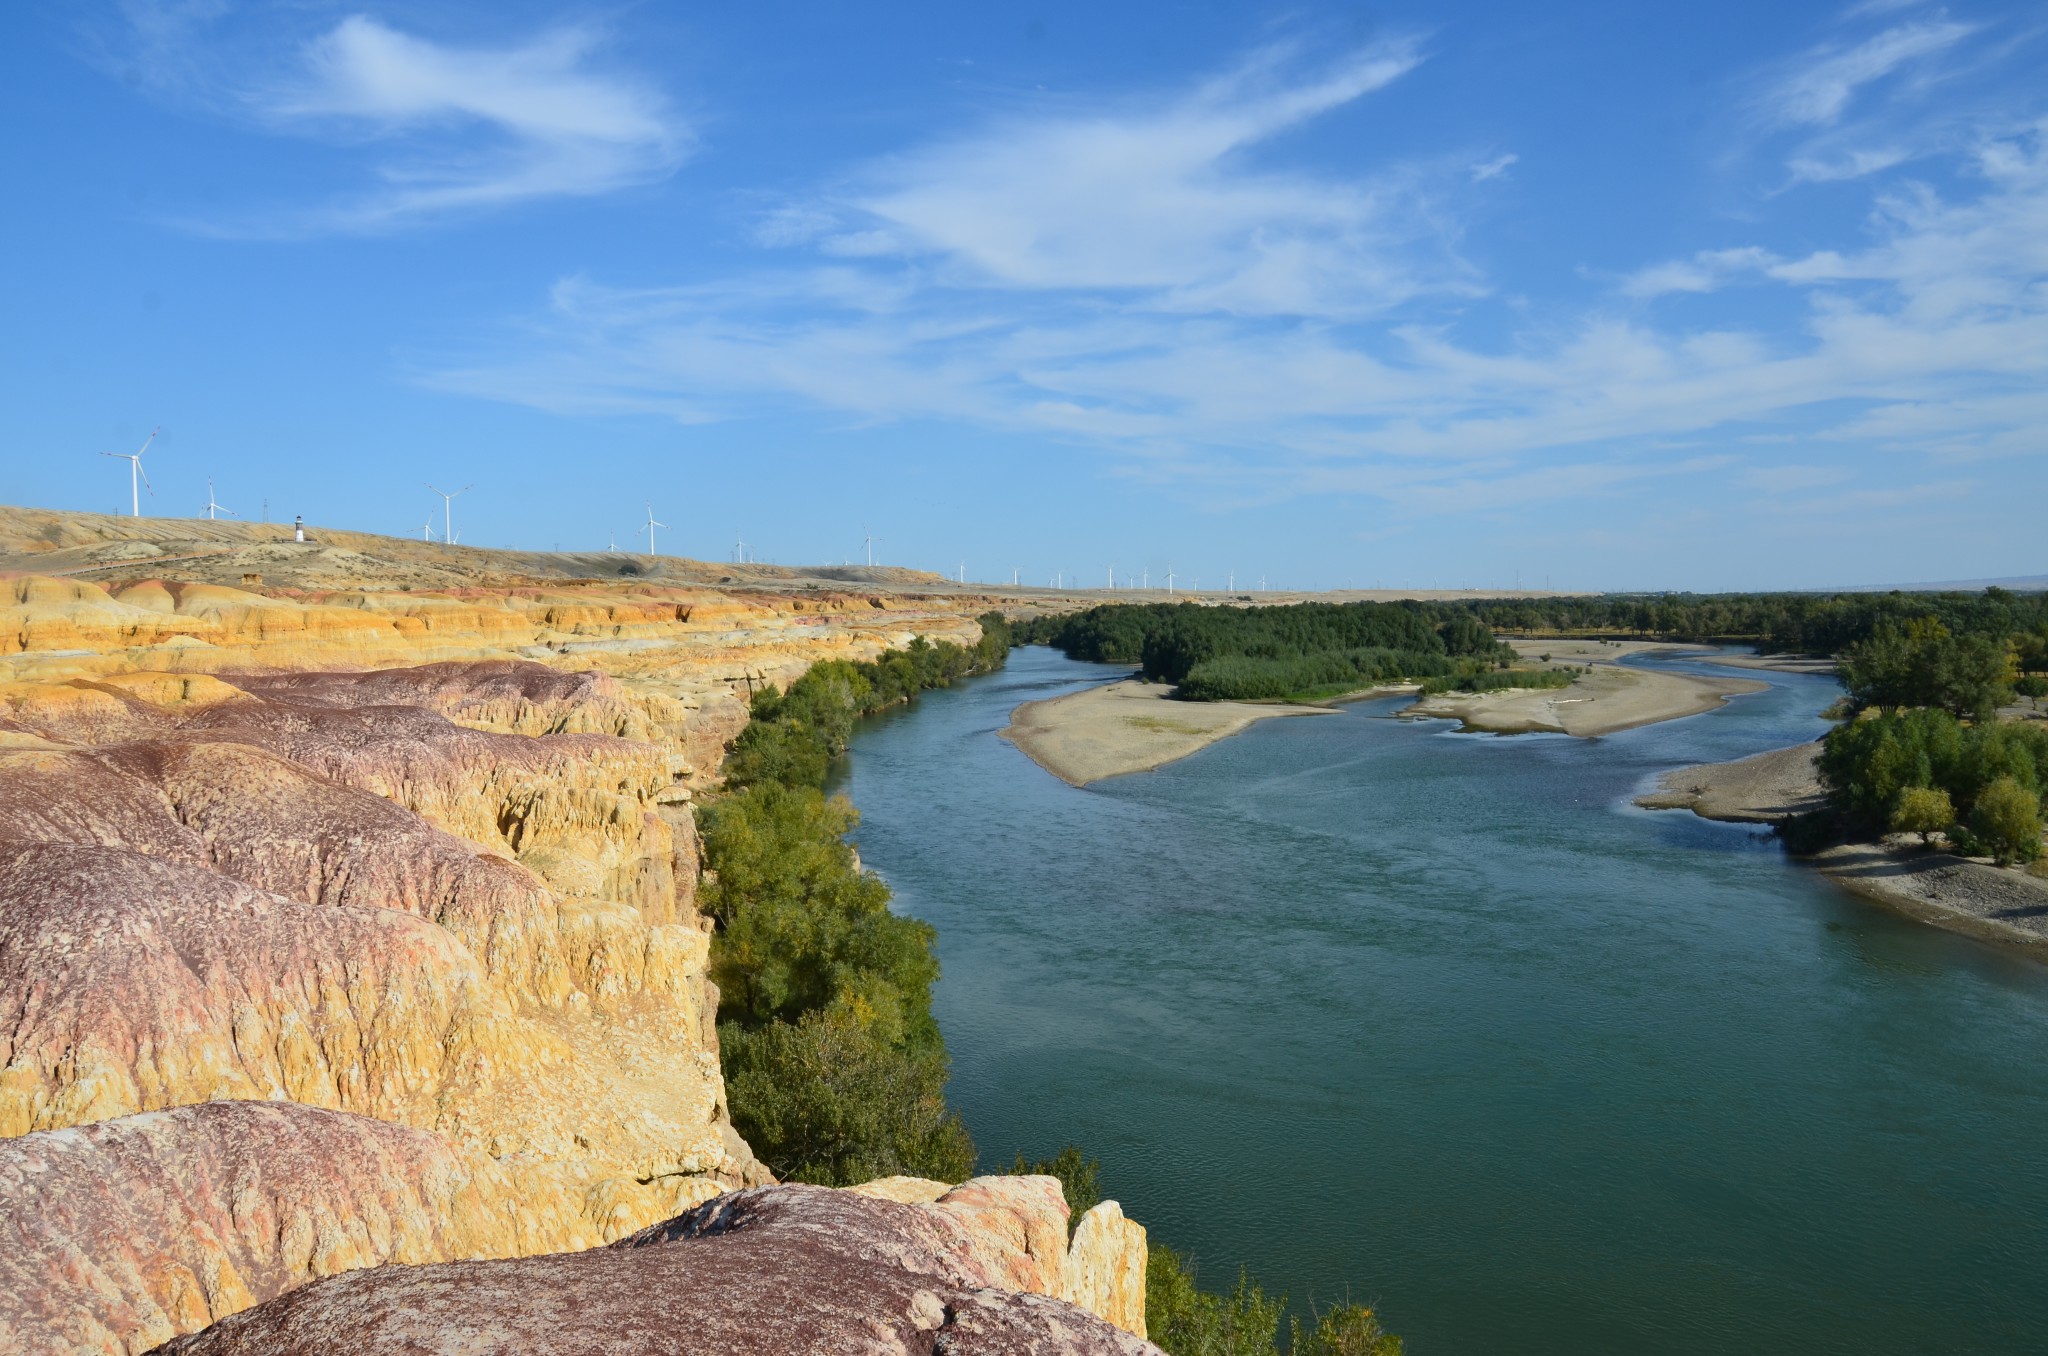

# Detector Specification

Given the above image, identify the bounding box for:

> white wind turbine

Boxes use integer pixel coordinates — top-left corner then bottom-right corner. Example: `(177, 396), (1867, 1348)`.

(101, 427), (159, 517)
(643, 503), (667, 555)
(200, 478), (233, 521)
(422, 520), (435, 542)
(1106, 564), (1115, 590)
(425, 483), (470, 545)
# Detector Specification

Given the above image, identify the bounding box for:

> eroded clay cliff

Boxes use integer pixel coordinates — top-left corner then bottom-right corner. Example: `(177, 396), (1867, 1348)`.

(0, 531), (1139, 1355)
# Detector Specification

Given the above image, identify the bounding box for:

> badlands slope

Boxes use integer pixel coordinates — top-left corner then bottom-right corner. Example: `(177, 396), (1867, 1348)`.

(0, 506), (1147, 1353)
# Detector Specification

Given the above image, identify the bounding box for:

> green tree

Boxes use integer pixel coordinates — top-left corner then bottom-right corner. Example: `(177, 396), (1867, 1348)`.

(1839, 618), (2014, 719)
(1971, 775), (2044, 865)
(1889, 786), (1954, 847)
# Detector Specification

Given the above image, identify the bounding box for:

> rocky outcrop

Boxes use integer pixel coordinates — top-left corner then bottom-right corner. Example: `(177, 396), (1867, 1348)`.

(1064, 1202), (1150, 1338)
(155, 1179), (1161, 1356)
(0, 1101), (586, 1356)
(0, 667), (760, 1239)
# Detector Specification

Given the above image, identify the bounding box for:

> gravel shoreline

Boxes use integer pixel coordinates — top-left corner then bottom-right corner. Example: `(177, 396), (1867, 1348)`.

(1637, 742), (2048, 956)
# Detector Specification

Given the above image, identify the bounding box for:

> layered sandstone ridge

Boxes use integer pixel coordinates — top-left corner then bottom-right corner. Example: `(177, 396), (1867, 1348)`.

(0, 662), (757, 1259)
(153, 1173), (1158, 1356)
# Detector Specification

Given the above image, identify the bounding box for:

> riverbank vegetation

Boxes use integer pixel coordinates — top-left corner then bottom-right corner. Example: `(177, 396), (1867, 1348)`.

(1454, 587), (2048, 658)
(700, 615), (1010, 1184)
(1017, 601), (1529, 702)
(1807, 606), (2047, 864)
(1005, 1145), (1403, 1354)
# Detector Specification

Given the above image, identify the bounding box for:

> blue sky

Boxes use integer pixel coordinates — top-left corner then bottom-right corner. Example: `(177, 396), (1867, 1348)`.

(3, 1), (2043, 590)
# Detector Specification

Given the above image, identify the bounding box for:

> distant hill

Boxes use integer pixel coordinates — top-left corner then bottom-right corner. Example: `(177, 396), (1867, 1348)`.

(1834, 575), (2048, 593)
(0, 503), (949, 593)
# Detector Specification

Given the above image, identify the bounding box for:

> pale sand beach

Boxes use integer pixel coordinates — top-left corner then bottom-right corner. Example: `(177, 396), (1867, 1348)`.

(1812, 843), (2048, 954)
(1638, 740), (2048, 955)
(1635, 741), (1826, 822)
(1404, 665), (1768, 737)
(1001, 678), (1343, 786)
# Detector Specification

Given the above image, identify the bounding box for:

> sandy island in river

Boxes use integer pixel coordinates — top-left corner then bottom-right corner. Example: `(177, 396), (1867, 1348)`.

(1000, 680), (1354, 786)
(1404, 640), (1768, 736)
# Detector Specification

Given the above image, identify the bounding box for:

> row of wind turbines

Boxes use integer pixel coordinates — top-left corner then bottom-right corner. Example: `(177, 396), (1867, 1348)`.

(96, 438), (1301, 589)
(100, 428), (231, 522)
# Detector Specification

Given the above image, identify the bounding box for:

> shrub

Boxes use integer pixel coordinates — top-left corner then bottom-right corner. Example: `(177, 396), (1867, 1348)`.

(698, 782), (939, 1041)
(1007, 1145), (1101, 1228)
(1291, 1304), (1404, 1356)
(1971, 775), (2044, 865)
(703, 624), (1011, 1187)
(1889, 786), (1954, 847)
(720, 1007), (976, 1185)
(1819, 708), (2048, 834)
(1146, 1246), (1284, 1356)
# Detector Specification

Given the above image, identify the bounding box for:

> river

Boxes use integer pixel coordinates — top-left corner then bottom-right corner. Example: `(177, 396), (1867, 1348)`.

(830, 646), (2048, 1355)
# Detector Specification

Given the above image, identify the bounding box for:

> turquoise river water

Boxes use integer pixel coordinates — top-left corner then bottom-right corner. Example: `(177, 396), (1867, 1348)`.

(829, 646), (2048, 1355)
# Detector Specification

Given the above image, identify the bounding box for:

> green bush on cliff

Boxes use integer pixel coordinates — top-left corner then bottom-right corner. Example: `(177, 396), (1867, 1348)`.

(725, 614), (1011, 789)
(1146, 1246), (1286, 1356)
(1146, 1245), (1403, 1356)
(1005, 1145), (1101, 1231)
(702, 616), (1011, 1185)
(1289, 1304), (1404, 1356)
(698, 783), (940, 1041)
(719, 1007), (975, 1185)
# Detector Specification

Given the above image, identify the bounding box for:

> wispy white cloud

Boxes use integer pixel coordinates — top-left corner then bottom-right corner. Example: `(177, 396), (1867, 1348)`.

(757, 39), (1461, 318)
(1620, 247), (1780, 299)
(140, 13), (687, 234)
(1760, 18), (1976, 128)
(421, 44), (2048, 518)
(1469, 153), (1518, 183)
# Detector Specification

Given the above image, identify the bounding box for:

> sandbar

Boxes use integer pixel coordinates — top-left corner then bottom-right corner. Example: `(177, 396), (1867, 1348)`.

(1001, 679), (1341, 786)
(1635, 741), (1825, 821)
(1404, 665), (1767, 737)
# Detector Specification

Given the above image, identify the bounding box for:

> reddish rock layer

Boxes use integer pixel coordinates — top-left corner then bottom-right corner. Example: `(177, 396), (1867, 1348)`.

(159, 1181), (1162, 1356)
(0, 664), (757, 1230)
(0, 1101), (577, 1356)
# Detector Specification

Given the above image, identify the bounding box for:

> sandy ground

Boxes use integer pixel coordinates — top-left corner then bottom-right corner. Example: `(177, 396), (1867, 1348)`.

(1404, 665), (1768, 737)
(1812, 843), (2048, 955)
(1638, 740), (2048, 956)
(1504, 637), (1834, 676)
(1635, 742), (1826, 822)
(1000, 679), (1341, 786)
(1506, 638), (1685, 664)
